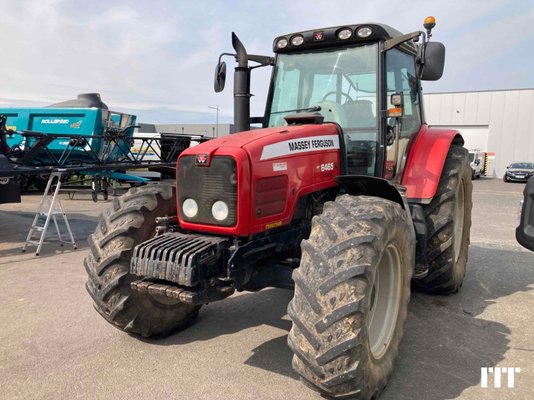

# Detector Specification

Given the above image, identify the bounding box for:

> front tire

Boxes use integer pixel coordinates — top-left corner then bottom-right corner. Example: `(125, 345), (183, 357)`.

(288, 195), (413, 399)
(84, 183), (200, 337)
(416, 145), (472, 293)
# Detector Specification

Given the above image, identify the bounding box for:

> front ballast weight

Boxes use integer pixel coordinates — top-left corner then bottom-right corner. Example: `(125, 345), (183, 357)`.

(129, 231), (236, 305)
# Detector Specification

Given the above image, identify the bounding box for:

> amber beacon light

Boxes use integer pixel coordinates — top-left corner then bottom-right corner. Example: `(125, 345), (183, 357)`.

(424, 16), (436, 37)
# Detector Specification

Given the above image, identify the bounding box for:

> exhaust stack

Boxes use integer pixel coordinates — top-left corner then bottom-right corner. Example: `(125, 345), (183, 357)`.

(232, 33), (251, 133)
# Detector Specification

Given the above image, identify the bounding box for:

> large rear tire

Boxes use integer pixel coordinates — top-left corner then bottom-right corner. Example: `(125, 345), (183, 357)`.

(84, 183), (200, 337)
(288, 195), (413, 399)
(416, 145), (472, 293)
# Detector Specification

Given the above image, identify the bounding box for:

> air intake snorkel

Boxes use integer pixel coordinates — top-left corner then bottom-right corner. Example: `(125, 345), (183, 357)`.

(214, 33), (273, 133)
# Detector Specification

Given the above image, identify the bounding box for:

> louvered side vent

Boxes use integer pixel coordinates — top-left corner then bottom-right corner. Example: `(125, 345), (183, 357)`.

(255, 175), (288, 217)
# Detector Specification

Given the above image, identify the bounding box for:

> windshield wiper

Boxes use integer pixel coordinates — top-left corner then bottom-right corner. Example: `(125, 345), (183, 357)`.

(270, 105), (321, 115)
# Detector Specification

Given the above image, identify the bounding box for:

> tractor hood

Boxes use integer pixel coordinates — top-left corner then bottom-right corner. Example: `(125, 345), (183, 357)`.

(180, 123), (341, 162)
(177, 122), (342, 237)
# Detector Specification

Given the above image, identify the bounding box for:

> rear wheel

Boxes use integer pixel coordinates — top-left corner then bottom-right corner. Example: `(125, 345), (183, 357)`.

(84, 183), (200, 337)
(415, 145), (472, 293)
(288, 195), (413, 399)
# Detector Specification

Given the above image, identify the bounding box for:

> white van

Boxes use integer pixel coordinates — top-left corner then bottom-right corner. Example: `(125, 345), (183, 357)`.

(469, 150), (485, 179)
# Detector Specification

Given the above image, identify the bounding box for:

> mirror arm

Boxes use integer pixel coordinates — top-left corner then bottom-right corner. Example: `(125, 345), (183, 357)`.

(383, 31), (422, 52)
(248, 54), (275, 66)
(218, 52), (236, 64)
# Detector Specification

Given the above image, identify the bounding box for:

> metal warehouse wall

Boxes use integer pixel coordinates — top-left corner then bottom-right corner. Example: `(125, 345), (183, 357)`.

(424, 89), (534, 177)
(155, 123), (236, 138)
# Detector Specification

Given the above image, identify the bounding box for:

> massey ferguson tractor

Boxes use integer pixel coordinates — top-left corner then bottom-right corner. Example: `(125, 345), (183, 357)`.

(85, 17), (473, 399)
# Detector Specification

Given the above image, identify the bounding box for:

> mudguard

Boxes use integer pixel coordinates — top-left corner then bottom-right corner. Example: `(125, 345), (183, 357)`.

(516, 176), (534, 251)
(402, 125), (464, 203)
(335, 175), (405, 209)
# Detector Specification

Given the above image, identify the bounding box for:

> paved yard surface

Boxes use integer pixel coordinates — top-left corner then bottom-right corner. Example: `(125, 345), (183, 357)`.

(0, 179), (532, 400)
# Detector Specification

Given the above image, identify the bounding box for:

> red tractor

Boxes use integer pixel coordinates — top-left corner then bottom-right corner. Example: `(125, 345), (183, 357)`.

(85, 17), (472, 399)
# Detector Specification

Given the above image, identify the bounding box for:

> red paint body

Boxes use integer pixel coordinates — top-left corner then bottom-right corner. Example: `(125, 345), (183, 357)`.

(178, 124), (340, 236)
(177, 123), (461, 236)
(402, 125), (462, 202)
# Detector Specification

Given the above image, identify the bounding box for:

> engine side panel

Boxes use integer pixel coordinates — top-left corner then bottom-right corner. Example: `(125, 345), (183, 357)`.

(244, 124), (341, 234)
(402, 124), (463, 202)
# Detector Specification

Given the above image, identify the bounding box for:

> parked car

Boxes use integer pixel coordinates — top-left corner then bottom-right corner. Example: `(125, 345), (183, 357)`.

(469, 150), (485, 179)
(503, 162), (534, 182)
(516, 176), (534, 251)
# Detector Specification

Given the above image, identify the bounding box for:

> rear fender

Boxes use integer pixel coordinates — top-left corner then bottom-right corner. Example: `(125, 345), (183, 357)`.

(516, 177), (534, 251)
(402, 125), (464, 203)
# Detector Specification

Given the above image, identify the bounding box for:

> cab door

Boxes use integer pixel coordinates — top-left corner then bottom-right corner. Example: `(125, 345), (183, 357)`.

(384, 48), (422, 182)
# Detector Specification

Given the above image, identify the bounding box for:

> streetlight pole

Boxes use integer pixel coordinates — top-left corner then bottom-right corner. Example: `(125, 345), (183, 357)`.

(208, 105), (219, 138)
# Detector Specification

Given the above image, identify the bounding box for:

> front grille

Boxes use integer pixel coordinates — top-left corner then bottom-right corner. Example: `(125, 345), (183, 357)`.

(178, 156), (237, 226)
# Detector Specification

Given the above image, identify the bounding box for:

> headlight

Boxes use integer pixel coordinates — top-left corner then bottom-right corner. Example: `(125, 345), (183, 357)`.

(356, 26), (373, 38)
(337, 28), (352, 40)
(182, 198), (198, 218)
(212, 200), (229, 221)
(276, 38), (288, 49)
(290, 35), (304, 46)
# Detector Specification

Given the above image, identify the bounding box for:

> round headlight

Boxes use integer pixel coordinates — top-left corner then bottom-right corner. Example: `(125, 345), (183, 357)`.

(337, 28), (352, 40)
(276, 38), (288, 49)
(356, 26), (373, 38)
(182, 198), (198, 218)
(291, 35), (304, 46)
(212, 201), (229, 221)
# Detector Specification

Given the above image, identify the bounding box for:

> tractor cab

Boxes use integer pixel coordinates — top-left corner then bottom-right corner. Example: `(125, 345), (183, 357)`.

(216, 19), (445, 182)
(266, 22), (445, 181)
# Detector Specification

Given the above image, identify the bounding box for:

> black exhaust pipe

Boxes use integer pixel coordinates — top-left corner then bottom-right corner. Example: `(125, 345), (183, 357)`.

(232, 33), (251, 133)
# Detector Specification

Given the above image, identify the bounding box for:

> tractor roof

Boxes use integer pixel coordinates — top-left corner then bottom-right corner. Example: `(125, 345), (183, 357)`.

(273, 23), (415, 53)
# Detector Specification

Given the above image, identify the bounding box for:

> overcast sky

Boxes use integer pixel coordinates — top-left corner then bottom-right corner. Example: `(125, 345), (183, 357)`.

(0, 0), (532, 125)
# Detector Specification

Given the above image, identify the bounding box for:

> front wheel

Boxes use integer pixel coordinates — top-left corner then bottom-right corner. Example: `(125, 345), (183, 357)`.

(415, 145), (472, 294)
(84, 183), (200, 337)
(288, 195), (413, 399)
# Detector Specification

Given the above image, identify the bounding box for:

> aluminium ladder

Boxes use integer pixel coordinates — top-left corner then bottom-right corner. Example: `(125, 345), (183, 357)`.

(22, 171), (77, 256)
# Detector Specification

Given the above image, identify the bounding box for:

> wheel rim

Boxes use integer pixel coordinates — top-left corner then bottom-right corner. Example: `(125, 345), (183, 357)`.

(453, 179), (465, 262)
(368, 244), (402, 359)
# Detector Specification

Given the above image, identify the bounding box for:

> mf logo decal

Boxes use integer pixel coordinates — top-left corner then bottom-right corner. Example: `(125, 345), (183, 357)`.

(195, 153), (209, 166)
(481, 367), (520, 388)
(70, 120), (82, 128)
(314, 31), (324, 41)
(260, 135), (339, 160)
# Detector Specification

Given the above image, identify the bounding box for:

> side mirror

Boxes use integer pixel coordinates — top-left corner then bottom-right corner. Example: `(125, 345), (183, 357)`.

(516, 176), (534, 251)
(420, 42), (445, 81)
(214, 61), (227, 93)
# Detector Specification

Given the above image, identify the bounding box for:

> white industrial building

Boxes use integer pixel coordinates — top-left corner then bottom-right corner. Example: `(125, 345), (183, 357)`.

(424, 88), (534, 177)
